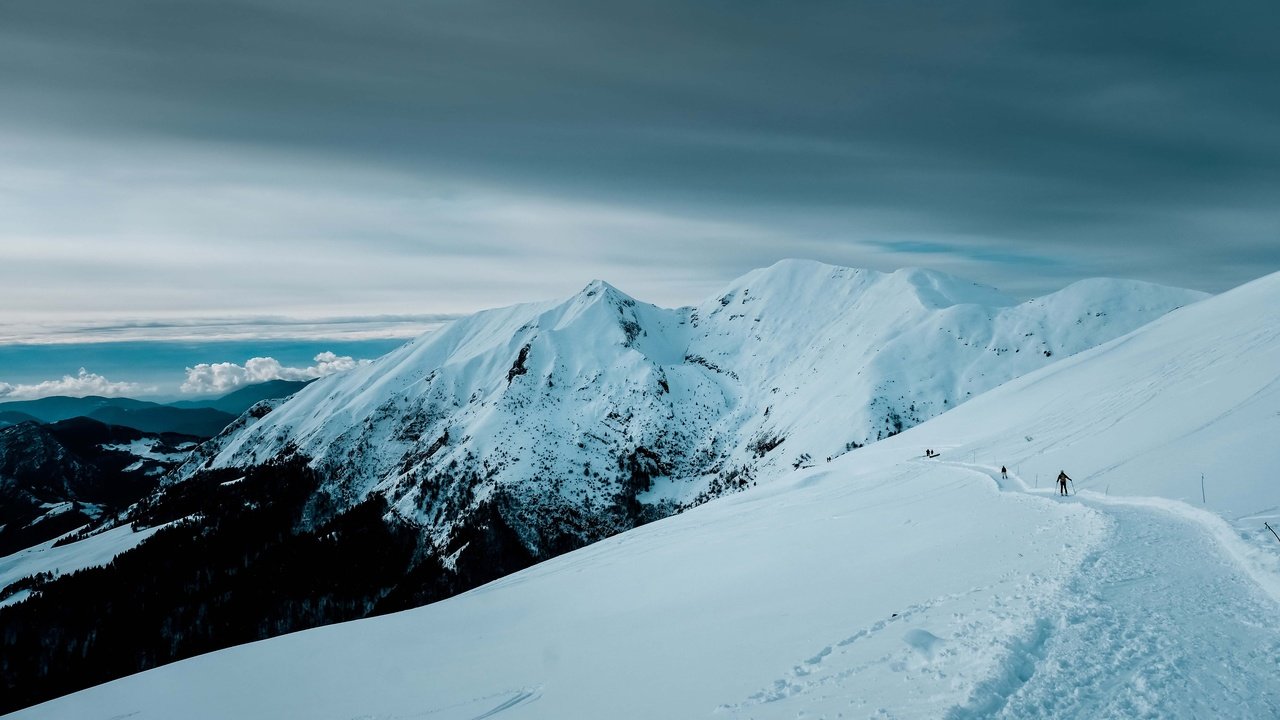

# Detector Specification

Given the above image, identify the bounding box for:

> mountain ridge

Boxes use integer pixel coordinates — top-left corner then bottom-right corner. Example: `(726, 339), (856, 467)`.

(177, 260), (1206, 549)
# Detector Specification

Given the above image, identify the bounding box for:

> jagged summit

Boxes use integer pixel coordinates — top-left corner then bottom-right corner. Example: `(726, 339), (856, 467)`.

(576, 277), (626, 297)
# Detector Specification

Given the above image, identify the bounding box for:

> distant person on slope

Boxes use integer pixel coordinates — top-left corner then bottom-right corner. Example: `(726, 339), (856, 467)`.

(1001, 465), (1008, 479)
(1057, 471), (1072, 496)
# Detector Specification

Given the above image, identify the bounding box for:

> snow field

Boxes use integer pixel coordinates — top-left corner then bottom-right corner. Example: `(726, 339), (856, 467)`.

(8, 458), (1106, 719)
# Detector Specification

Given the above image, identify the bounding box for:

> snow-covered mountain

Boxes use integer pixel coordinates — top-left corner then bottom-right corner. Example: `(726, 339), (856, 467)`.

(0, 261), (1208, 713)
(14, 269), (1278, 719)
(177, 260), (1203, 551)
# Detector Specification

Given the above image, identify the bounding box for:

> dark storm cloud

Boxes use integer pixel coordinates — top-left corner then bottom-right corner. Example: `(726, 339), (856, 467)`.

(1, 0), (1277, 310)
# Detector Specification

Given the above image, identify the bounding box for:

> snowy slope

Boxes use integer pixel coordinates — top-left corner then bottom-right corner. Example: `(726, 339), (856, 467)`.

(11, 456), (1112, 719)
(857, 267), (1280, 532)
(172, 260), (1203, 556)
(0, 524), (165, 608)
(16, 270), (1280, 720)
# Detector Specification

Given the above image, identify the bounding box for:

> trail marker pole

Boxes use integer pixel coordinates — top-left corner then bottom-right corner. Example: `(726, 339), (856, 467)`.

(1201, 473), (1206, 504)
(1266, 522), (1280, 545)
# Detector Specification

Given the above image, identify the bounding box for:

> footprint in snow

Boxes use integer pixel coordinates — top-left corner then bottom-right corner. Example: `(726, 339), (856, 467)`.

(903, 628), (945, 661)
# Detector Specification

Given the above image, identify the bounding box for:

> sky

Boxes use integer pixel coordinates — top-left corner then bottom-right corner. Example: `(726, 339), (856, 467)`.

(1, 1), (1278, 397)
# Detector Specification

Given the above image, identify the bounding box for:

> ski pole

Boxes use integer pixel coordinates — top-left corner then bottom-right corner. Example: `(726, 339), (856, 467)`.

(1069, 478), (1076, 495)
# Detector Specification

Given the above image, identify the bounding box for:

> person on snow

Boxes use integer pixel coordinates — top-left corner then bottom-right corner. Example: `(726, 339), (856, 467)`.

(1001, 465), (1008, 479)
(1057, 470), (1072, 496)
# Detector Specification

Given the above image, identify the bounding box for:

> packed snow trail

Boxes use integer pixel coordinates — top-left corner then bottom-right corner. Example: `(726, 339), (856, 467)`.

(946, 463), (1280, 718)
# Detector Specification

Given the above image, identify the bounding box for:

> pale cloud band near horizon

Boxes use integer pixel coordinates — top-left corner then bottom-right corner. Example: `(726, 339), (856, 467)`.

(0, 368), (152, 402)
(180, 352), (370, 395)
(0, 351), (373, 401)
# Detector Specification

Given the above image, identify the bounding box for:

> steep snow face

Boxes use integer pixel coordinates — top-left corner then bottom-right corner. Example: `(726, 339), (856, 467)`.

(677, 263), (1204, 486)
(25, 270), (1280, 720)
(175, 260), (1204, 554)
(859, 268), (1280, 527)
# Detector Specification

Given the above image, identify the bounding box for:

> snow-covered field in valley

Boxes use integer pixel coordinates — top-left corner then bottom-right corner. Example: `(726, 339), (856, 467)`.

(9, 269), (1280, 719)
(0, 524), (164, 608)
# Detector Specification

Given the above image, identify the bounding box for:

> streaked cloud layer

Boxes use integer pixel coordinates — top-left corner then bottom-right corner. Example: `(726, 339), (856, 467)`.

(0, 314), (456, 345)
(2, 0), (1277, 330)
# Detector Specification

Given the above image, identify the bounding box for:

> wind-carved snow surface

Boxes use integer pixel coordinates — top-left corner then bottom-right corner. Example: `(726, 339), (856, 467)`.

(17, 269), (1280, 719)
(171, 260), (1204, 557)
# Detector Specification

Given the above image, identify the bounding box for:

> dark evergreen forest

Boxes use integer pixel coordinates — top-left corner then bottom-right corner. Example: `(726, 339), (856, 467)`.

(0, 459), (536, 714)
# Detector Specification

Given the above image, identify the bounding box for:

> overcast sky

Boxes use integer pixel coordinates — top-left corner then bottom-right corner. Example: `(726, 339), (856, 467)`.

(2, 0), (1278, 334)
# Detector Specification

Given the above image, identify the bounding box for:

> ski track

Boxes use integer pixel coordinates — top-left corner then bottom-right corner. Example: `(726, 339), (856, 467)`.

(717, 461), (1280, 719)
(469, 687), (542, 720)
(946, 462), (1280, 718)
(344, 687), (543, 720)
(717, 462), (1088, 719)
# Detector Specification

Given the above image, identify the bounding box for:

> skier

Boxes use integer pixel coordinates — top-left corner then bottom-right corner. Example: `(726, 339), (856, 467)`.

(1057, 470), (1072, 496)
(1001, 465), (1008, 479)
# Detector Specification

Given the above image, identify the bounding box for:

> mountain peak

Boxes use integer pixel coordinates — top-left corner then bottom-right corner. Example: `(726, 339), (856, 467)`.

(572, 278), (633, 304)
(579, 278), (613, 294)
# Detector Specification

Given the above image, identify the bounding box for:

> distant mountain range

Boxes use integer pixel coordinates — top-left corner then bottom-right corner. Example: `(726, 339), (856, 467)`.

(0, 260), (1208, 712)
(0, 380), (314, 557)
(0, 380), (313, 437)
(0, 418), (201, 557)
(167, 379), (316, 416)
